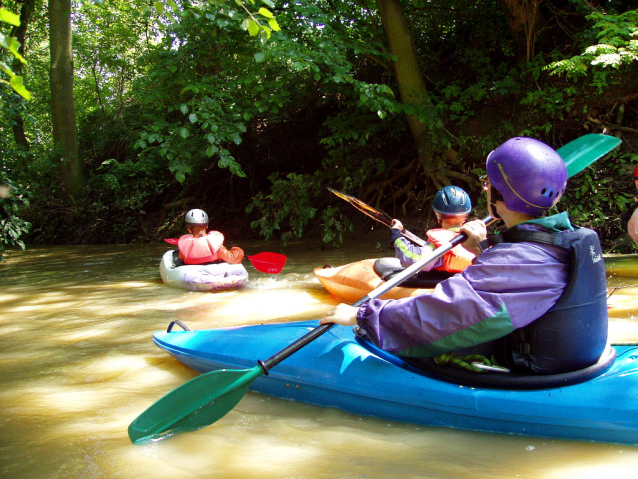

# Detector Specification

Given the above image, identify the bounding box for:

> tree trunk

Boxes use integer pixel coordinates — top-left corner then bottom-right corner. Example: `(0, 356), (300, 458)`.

(375, 0), (435, 173)
(49, 0), (85, 200)
(500, 0), (542, 62)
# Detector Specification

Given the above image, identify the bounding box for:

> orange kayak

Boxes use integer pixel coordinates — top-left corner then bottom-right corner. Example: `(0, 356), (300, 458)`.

(314, 258), (435, 304)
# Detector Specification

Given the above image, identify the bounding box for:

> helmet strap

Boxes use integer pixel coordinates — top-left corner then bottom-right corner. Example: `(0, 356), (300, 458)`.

(489, 185), (503, 220)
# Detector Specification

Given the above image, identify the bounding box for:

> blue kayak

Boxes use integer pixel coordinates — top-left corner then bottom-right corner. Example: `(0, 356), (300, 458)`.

(153, 320), (638, 445)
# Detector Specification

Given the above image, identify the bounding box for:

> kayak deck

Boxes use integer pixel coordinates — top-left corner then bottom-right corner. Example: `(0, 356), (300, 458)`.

(314, 259), (432, 303)
(154, 320), (638, 445)
(159, 250), (248, 291)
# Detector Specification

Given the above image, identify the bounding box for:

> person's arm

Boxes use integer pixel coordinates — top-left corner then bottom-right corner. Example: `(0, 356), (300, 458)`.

(320, 303), (358, 326)
(628, 209), (638, 244)
(217, 246), (245, 264)
(389, 219), (438, 270)
(354, 241), (569, 357)
(458, 218), (487, 256)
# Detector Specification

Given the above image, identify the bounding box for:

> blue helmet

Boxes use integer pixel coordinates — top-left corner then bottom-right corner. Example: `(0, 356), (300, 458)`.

(432, 186), (472, 218)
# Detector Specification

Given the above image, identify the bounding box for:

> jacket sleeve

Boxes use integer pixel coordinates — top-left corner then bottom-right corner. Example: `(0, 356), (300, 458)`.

(628, 209), (638, 245)
(218, 246), (245, 264)
(391, 236), (440, 271)
(356, 241), (570, 357)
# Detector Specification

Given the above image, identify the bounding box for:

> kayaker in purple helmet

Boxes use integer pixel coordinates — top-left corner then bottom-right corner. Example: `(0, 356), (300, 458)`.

(321, 137), (609, 375)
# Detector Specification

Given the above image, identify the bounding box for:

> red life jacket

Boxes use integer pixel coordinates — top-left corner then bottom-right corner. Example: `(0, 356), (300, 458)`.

(426, 228), (475, 273)
(178, 231), (224, 265)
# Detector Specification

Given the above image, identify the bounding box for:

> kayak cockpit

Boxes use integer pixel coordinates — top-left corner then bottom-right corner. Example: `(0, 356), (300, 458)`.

(355, 334), (618, 390)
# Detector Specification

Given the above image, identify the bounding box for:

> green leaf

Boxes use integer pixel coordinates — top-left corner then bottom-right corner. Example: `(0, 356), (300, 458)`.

(0, 61), (14, 77)
(179, 127), (189, 139)
(261, 0), (275, 8)
(180, 104), (189, 114)
(189, 113), (198, 123)
(9, 76), (31, 100)
(247, 20), (260, 36)
(254, 52), (266, 63)
(241, 19), (250, 31)
(258, 7), (273, 18)
(154, 1), (164, 15)
(0, 9), (20, 26)
(268, 18), (280, 31)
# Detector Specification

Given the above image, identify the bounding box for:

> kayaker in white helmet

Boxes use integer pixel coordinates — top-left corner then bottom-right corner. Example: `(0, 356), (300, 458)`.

(322, 137), (608, 375)
(390, 185), (475, 274)
(177, 208), (245, 265)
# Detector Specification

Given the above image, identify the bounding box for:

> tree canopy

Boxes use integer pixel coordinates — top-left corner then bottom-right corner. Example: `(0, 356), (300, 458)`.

(1, 0), (637, 256)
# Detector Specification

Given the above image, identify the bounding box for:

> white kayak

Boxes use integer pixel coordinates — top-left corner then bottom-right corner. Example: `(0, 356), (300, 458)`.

(159, 250), (248, 291)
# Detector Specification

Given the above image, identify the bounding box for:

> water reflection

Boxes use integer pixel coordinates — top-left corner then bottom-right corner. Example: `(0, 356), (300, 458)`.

(0, 242), (637, 479)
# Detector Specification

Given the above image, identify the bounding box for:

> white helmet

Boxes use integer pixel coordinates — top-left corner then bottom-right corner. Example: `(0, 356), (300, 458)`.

(184, 209), (209, 226)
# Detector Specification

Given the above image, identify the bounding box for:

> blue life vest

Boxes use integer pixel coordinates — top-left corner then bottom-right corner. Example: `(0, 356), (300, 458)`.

(489, 225), (608, 375)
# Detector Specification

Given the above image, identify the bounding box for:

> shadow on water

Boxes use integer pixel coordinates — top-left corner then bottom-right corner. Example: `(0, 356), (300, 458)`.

(1, 242), (638, 478)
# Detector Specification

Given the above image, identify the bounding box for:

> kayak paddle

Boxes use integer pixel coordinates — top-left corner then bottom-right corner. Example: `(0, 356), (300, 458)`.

(129, 133), (621, 444)
(162, 239), (286, 274)
(556, 133), (621, 177)
(330, 133), (621, 244)
(246, 252), (287, 274)
(328, 188), (426, 246)
(129, 216), (495, 444)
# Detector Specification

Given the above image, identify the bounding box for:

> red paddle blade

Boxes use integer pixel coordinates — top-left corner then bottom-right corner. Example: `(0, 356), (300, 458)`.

(164, 238), (179, 245)
(247, 252), (287, 274)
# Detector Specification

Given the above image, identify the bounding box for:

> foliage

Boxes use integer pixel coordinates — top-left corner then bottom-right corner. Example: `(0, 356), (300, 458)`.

(0, 0), (637, 253)
(562, 151), (638, 253)
(0, 7), (31, 103)
(548, 9), (638, 77)
(0, 169), (31, 260)
(246, 172), (319, 244)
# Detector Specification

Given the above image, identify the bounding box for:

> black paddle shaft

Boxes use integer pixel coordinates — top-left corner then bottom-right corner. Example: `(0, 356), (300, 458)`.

(261, 216), (494, 372)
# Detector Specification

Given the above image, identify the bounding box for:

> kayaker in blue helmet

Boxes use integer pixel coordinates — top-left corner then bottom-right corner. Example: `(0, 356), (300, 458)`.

(322, 137), (609, 375)
(391, 185), (475, 274)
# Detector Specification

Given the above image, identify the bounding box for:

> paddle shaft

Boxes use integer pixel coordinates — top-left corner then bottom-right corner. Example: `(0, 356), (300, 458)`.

(261, 216), (494, 371)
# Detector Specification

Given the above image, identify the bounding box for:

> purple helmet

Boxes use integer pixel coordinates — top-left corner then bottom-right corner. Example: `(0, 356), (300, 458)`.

(486, 137), (567, 216)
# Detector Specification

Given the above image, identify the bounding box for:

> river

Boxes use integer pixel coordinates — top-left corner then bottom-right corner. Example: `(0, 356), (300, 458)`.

(1, 239), (638, 479)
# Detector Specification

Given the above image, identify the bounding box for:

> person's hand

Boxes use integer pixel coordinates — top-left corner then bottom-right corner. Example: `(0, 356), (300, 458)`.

(320, 303), (359, 326)
(391, 219), (403, 230)
(459, 219), (487, 256)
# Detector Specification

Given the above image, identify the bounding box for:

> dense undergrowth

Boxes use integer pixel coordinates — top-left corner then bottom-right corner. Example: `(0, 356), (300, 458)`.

(2, 0), (638, 256)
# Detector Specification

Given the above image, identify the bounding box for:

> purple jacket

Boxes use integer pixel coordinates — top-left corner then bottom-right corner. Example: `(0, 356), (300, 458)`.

(357, 214), (573, 357)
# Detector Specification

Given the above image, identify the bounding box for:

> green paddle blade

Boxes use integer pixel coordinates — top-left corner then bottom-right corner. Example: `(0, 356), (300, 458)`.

(557, 133), (621, 177)
(128, 366), (263, 444)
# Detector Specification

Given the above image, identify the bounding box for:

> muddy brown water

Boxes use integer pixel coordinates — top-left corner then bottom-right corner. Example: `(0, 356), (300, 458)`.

(1, 242), (638, 479)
